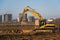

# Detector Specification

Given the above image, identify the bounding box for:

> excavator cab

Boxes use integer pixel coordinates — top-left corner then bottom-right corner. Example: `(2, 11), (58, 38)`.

(39, 19), (46, 26)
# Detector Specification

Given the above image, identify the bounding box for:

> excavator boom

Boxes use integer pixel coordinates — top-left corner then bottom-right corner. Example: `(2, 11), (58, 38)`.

(20, 6), (43, 23)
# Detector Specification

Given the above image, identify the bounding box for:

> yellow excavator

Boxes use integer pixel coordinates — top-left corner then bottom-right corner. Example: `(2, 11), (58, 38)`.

(20, 6), (55, 34)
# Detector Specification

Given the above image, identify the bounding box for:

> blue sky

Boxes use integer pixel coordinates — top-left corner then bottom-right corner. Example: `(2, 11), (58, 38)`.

(0, 0), (60, 19)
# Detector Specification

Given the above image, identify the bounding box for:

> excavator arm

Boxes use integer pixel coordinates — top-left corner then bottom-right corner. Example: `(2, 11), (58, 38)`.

(20, 6), (43, 24)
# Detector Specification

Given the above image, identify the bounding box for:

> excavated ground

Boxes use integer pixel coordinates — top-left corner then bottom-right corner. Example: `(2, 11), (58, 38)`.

(0, 32), (60, 40)
(0, 19), (60, 40)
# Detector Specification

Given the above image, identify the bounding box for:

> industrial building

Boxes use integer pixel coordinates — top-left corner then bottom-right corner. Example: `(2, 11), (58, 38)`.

(23, 13), (28, 21)
(19, 13), (22, 22)
(0, 14), (12, 22)
(19, 13), (28, 22)
(0, 15), (2, 22)
(4, 14), (12, 22)
(28, 16), (35, 22)
(0, 15), (5, 22)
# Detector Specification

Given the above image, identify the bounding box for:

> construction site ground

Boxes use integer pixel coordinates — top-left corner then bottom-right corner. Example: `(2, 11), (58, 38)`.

(0, 32), (60, 40)
(0, 19), (60, 40)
